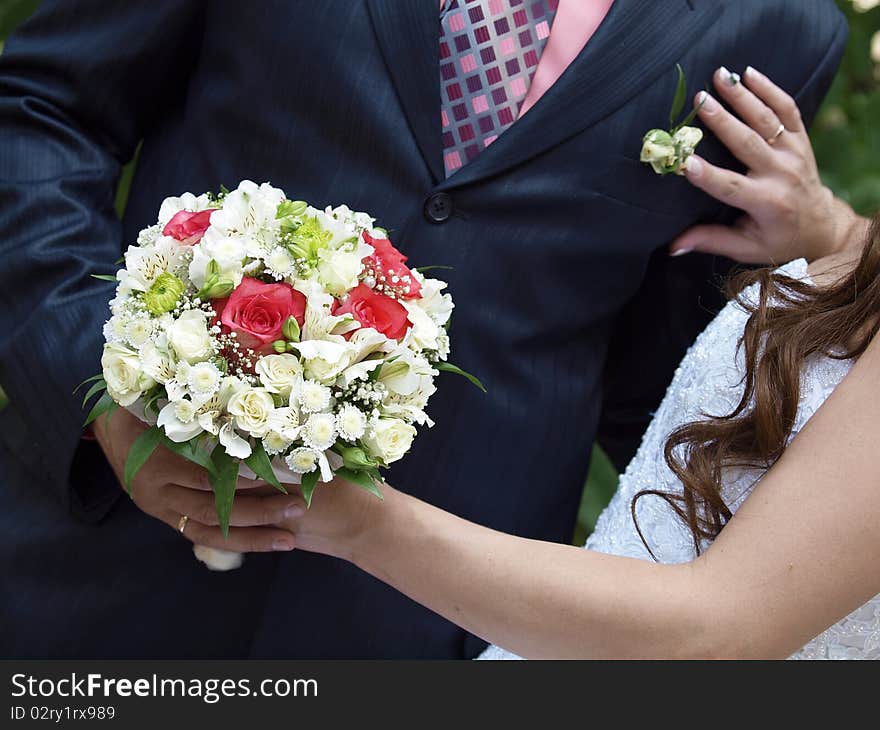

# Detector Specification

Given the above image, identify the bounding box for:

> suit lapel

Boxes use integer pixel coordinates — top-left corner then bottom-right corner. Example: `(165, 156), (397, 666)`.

(436, 0), (727, 191)
(365, 0), (445, 184)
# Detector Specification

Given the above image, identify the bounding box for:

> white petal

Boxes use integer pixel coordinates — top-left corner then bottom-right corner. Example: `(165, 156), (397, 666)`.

(219, 421), (252, 459)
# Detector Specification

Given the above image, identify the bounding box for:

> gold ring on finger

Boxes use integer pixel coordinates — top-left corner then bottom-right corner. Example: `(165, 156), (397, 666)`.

(178, 515), (189, 534)
(766, 123), (786, 146)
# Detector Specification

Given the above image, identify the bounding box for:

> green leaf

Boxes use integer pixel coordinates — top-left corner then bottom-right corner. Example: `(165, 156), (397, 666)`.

(244, 440), (286, 493)
(123, 425), (163, 494)
(91, 274), (118, 283)
(415, 265), (454, 273)
(434, 361), (487, 393)
(674, 85), (709, 133)
(300, 470), (320, 509)
(83, 391), (115, 427)
(73, 373), (105, 395)
(209, 444), (240, 538)
(669, 63), (687, 129)
(160, 435), (217, 477)
(81, 380), (107, 409)
(335, 467), (383, 500)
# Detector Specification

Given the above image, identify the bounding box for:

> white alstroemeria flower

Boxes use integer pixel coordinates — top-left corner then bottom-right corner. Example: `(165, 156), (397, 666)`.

(196, 376), (245, 435)
(411, 272), (454, 327)
(158, 192), (214, 228)
(139, 341), (176, 384)
(285, 446), (333, 482)
(349, 326), (394, 360)
(186, 361), (222, 399)
(296, 280), (358, 342)
(402, 300), (442, 353)
(189, 226), (247, 289)
(336, 359), (382, 388)
(302, 412), (338, 451)
(382, 375), (437, 427)
(101, 343), (155, 407)
(209, 180), (285, 259)
(167, 309), (214, 364)
(266, 406), (301, 440)
(377, 348), (435, 397)
(219, 418), (252, 459)
(292, 339), (356, 383)
(336, 403), (367, 441)
(157, 399), (204, 442)
(256, 353), (303, 397)
(312, 206), (359, 250)
(295, 378), (332, 413)
(362, 417), (417, 465)
(227, 387), (275, 437)
(117, 236), (185, 294)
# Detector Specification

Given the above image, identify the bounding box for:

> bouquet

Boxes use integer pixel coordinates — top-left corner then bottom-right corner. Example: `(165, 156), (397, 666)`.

(83, 181), (481, 569)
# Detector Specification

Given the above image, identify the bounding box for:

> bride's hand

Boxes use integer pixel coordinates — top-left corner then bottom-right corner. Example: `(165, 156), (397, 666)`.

(274, 476), (386, 561)
(671, 66), (869, 264)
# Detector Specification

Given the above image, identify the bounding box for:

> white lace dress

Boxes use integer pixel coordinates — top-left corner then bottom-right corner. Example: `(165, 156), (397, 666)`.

(481, 259), (880, 660)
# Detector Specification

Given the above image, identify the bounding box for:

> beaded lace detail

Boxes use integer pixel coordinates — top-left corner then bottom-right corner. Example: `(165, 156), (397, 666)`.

(481, 259), (879, 660)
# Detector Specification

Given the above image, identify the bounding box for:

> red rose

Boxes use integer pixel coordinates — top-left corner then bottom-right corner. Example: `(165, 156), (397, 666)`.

(162, 209), (216, 245)
(218, 277), (307, 353)
(362, 231), (422, 299)
(335, 283), (411, 341)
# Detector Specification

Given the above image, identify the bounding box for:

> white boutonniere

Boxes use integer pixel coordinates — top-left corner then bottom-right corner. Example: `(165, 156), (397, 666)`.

(641, 64), (706, 176)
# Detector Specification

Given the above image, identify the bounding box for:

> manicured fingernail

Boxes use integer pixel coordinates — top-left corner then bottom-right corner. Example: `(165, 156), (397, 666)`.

(698, 91), (719, 113)
(719, 66), (740, 86)
(745, 66), (761, 80)
(685, 155), (703, 176)
(670, 248), (693, 258)
(284, 504), (304, 519)
(273, 539), (295, 551)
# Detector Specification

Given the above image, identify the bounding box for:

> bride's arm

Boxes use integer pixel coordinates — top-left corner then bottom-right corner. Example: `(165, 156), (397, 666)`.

(288, 334), (880, 659)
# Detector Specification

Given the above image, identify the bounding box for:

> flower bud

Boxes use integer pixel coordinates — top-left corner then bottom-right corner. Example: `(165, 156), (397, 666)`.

(277, 200), (308, 219)
(272, 340), (288, 354)
(282, 315), (301, 342)
(339, 445), (377, 472)
(640, 129), (677, 175)
(143, 272), (185, 315)
(201, 278), (235, 299)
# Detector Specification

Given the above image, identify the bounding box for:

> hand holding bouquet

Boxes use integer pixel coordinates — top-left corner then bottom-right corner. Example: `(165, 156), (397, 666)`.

(84, 181), (480, 569)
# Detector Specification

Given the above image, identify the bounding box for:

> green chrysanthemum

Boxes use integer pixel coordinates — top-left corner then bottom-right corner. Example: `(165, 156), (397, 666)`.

(143, 272), (185, 315)
(287, 215), (332, 262)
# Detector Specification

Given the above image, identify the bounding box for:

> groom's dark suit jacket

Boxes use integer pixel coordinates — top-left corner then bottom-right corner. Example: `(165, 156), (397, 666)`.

(0, 0), (846, 658)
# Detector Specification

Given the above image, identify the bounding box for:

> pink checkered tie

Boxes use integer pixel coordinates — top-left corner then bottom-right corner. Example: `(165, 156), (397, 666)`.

(440, 0), (558, 177)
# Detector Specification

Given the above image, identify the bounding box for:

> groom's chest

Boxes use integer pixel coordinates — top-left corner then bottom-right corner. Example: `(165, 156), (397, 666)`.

(184, 1), (724, 246)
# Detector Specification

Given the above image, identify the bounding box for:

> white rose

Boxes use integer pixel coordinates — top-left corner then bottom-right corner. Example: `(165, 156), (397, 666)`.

(316, 247), (364, 296)
(168, 310), (214, 364)
(362, 417), (416, 465)
(227, 387), (275, 437)
(101, 343), (155, 407)
(255, 354), (303, 397)
(412, 273), (454, 327)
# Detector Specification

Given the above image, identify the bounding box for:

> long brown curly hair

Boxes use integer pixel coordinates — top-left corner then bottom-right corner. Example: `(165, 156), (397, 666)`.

(632, 214), (880, 559)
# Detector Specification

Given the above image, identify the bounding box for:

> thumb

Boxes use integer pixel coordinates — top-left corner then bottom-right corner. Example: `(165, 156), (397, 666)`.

(670, 223), (768, 264)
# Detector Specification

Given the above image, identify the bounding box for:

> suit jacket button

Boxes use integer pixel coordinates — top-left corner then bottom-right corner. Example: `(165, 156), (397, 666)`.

(424, 192), (453, 223)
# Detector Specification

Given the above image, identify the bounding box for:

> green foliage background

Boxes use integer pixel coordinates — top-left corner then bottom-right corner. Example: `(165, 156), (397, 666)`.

(1, 0), (879, 541)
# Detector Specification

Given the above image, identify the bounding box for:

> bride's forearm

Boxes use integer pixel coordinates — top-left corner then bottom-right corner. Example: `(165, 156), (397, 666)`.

(348, 486), (711, 659)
